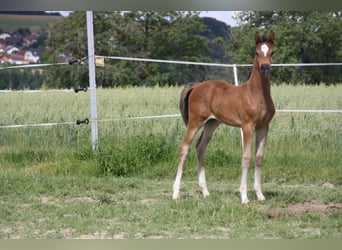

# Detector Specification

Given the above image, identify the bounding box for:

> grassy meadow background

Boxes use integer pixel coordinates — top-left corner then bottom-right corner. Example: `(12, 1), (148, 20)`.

(0, 84), (341, 238)
(0, 14), (62, 33)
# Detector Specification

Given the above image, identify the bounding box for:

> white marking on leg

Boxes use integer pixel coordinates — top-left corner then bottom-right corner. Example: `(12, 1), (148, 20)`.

(172, 146), (188, 200)
(254, 166), (265, 201)
(261, 44), (269, 56)
(254, 129), (267, 201)
(199, 168), (210, 197)
(239, 157), (250, 204)
(239, 125), (254, 205)
(172, 167), (182, 200)
(195, 119), (219, 198)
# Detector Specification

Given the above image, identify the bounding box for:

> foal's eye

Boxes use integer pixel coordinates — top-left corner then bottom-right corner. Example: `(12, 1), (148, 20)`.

(271, 52), (275, 56)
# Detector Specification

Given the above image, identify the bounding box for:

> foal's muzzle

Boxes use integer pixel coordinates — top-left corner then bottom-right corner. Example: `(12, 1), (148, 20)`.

(260, 64), (270, 75)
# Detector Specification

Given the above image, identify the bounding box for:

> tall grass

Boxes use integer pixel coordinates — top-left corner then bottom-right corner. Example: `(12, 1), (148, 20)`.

(0, 85), (341, 185)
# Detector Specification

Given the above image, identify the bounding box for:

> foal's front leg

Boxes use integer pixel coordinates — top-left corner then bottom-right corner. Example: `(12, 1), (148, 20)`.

(254, 128), (268, 201)
(239, 124), (254, 205)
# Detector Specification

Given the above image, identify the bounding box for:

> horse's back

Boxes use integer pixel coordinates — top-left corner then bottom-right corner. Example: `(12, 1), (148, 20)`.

(187, 80), (247, 127)
(190, 79), (234, 95)
(189, 80), (239, 104)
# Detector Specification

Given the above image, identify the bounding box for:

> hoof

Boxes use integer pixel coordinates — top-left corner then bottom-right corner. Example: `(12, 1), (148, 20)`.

(258, 196), (266, 202)
(241, 199), (250, 205)
(172, 194), (180, 202)
(201, 190), (210, 198)
(256, 193), (266, 202)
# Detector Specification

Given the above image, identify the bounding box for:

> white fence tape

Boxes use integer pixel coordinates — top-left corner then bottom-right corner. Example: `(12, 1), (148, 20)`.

(0, 62), (69, 70)
(103, 56), (235, 68)
(103, 56), (342, 68)
(0, 121), (76, 129)
(277, 109), (342, 113)
(0, 89), (74, 93)
(1, 110), (341, 129)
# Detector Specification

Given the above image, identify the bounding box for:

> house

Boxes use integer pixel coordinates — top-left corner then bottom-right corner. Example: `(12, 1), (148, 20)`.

(8, 49), (39, 64)
(0, 32), (42, 64)
(23, 35), (37, 47)
(9, 49), (26, 64)
(24, 50), (40, 63)
(0, 33), (11, 40)
(6, 45), (19, 55)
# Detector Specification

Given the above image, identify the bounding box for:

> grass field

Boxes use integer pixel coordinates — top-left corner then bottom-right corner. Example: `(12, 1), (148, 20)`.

(0, 14), (63, 32)
(0, 85), (341, 238)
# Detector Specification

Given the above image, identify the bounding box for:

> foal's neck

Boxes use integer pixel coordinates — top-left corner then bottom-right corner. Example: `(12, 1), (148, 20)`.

(248, 58), (272, 99)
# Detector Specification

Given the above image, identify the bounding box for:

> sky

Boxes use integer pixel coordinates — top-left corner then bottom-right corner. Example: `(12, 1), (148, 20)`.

(199, 11), (239, 27)
(56, 11), (239, 27)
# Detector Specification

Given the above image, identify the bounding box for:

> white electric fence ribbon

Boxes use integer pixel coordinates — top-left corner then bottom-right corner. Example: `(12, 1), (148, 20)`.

(2, 110), (340, 129)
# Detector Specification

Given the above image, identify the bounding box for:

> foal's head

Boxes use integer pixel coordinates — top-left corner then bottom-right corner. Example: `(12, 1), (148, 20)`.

(254, 31), (275, 76)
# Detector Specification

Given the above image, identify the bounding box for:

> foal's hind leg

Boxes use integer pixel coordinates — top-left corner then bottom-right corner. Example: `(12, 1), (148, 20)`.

(172, 120), (203, 201)
(196, 119), (220, 197)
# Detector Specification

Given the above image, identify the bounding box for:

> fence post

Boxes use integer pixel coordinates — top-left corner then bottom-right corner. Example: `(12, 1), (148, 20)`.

(86, 11), (98, 152)
(233, 64), (244, 149)
(233, 64), (239, 86)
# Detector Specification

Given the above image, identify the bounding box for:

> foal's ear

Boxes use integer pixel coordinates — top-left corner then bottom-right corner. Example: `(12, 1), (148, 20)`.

(268, 31), (275, 44)
(255, 32), (262, 45)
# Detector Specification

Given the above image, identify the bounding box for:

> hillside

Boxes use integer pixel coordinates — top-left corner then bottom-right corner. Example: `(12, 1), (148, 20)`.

(0, 12), (64, 33)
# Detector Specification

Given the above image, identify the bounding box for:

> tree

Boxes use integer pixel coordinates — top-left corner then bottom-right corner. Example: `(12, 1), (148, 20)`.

(200, 17), (232, 63)
(42, 11), (211, 88)
(108, 11), (210, 86)
(229, 11), (342, 84)
(17, 27), (31, 37)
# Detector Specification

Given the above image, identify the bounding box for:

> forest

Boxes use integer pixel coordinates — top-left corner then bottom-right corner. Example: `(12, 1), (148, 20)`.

(0, 11), (341, 89)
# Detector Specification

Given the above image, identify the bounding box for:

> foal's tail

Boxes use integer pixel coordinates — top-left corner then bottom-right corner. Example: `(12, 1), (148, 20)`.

(180, 82), (198, 126)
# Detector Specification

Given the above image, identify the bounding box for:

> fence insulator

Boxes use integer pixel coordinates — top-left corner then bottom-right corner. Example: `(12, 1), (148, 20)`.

(68, 57), (87, 65)
(76, 119), (89, 125)
(74, 87), (87, 93)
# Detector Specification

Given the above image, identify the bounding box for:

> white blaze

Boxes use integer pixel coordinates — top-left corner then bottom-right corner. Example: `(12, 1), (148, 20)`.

(261, 44), (269, 56)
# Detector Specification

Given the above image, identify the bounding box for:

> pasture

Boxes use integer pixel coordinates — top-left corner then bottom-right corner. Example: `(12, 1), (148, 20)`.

(0, 85), (341, 238)
(0, 14), (62, 32)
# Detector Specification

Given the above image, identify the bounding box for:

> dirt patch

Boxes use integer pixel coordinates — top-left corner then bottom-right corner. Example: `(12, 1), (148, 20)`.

(139, 198), (157, 205)
(259, 202), (342, 219)
(67, 197), (99, 204)
(39, 196), (58, 205)
(74, 231), (125, 239)
(74, 231), (108, 239)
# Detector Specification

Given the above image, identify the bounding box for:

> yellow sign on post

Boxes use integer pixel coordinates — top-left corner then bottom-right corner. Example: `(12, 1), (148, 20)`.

(95, 56), (105, 67)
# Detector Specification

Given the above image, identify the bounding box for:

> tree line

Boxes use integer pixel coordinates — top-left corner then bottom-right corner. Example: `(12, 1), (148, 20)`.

(1, 11), (341, 89)
(230, 11), (342, 84)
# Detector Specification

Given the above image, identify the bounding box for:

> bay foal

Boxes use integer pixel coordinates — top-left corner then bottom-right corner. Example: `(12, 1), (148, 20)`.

(172, 31), (276, 204)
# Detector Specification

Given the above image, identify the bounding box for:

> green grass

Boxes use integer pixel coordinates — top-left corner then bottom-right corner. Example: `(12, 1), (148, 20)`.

(0, 173), (341, 239)
(0, 84), (341, 238)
